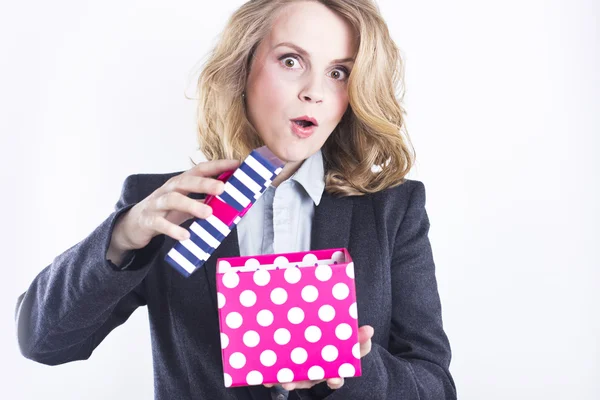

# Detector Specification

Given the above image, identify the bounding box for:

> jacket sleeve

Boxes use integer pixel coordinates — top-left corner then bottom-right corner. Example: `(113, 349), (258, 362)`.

(309, 181), (457, 400)
(15, 174), (166, 365)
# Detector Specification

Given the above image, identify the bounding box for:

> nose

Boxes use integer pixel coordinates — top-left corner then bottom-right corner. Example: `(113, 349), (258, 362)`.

(298, 72), (324, 104)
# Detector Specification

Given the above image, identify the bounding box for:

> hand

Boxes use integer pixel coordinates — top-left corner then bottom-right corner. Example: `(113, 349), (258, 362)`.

(263, 325), (374, 391)
(111, 159), (241, 252)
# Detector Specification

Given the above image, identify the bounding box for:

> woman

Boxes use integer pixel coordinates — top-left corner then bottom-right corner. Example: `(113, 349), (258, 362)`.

(15, 0), (456, 399)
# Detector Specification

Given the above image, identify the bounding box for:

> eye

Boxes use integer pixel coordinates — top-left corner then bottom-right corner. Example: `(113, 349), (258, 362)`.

(329, 67), (350, 81)
(280, 54), (302, 69)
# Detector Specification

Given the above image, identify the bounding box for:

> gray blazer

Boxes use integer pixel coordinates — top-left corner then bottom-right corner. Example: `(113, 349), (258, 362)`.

(15, 171), (456, 400)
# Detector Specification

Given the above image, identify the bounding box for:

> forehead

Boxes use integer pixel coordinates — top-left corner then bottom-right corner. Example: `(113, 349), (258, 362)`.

(266, 2), (357, 59)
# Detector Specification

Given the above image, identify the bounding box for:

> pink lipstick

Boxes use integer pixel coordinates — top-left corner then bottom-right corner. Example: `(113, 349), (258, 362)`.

(290, 116), (318, 138)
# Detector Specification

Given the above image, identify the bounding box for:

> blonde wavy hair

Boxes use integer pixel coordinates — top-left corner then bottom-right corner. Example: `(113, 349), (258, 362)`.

(193, 0), (415, 196)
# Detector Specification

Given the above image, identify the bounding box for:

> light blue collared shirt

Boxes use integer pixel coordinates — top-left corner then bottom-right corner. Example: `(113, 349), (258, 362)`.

(236, 149), (325, 400)
(237, 148), (325, 256)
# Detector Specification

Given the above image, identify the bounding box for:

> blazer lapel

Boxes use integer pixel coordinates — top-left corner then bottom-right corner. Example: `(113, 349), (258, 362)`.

(311, 190), (354, 252)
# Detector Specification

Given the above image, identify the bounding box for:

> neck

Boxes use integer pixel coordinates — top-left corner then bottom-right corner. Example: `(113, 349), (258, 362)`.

(271, 160), (304, 187)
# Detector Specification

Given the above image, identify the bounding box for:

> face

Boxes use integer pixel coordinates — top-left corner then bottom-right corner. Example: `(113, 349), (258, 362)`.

(244, 1), (358, 164)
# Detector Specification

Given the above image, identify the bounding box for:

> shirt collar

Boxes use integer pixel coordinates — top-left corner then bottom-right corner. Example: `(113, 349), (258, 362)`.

(289, 148), (325, 206)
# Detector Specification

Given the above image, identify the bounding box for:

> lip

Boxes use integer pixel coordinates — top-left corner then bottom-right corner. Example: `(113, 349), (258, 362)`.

(291, 115), (319, 126)
(290, 120), (316, 138)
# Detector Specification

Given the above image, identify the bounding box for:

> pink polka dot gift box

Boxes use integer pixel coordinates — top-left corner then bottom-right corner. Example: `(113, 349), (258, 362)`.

(216, 248), (362, 387)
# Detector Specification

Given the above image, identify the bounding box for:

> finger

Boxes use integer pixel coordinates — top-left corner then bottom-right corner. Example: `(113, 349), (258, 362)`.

(265, 380), (324, 390)
(154, 192), (213, 220)
(358, 325), (374, 358)
(360, 338), (372, 358)
(161, 174), (225, 198)
(141, 214), (190, 241)
(326, 377), (344, 390)
(153, 159), (237, 197)
(281, 382), (297, 390)
(281, 380), (323, 390)
(358, 325), (374, 344)
(190, 158), (241, 177)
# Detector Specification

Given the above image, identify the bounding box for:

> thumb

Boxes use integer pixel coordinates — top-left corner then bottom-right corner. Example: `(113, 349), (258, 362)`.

(358, 325), (374, 344)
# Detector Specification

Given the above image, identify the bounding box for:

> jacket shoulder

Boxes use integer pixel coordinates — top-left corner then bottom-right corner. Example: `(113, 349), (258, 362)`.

(365, 178), (428, 238)
(371, 178), (426, 208)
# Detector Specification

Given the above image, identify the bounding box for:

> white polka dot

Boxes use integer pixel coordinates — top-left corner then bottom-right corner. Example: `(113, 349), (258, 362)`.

(274, 328), (291, 345)
(229, 352), (246, 369)
(224, 373), (232, 387)
(331, 251), (345, 263)
(243, 330), (260, 347)
(315, 264), (333, 281)
(335, 323), (353, 340)
(346, 262), (355, 279)
(318, 305), (336, 322)
(307, 366), (325, 380)
(304, 325), (322, 343)
(246, 370), (263, 385)
(253, 269), (271, 286)
(349, 302), (358, 319)
(256, 309), (274, 327)
(284, 265), (302, 284)
(291, 347), (308, 364)
(219, 260), (232, 272)
(287, 307), (305, 324)
(301, 285), (319, 302)
(277, 368), (294, 383)
(245, 258), (260, 269)
(222, 270), (240, 288)
(260, 350), (277, 367)
(321, 345), (339, 362)
(352, 342), (360, 359)
(339, 363), (356, 377)
(302, 253), (318, 265)
(274, 256), (289, 267)
(217, 292), (226, 309)
(332, 283), (349, 300)
(240, 290), (257, 307)
(220, 332), (229, 349)
(226, 312), (243, 329)
(270, 287), (288, 305)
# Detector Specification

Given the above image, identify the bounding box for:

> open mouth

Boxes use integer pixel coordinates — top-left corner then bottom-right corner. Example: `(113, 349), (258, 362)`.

(292, 120), (315, 128)
(290, 118), (316, 138)
(291, 116), (318, 128)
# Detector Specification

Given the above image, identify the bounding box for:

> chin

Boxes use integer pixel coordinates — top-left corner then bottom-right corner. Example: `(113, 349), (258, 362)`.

(268, 143), (311, 163)
(266, 143), (311, 162)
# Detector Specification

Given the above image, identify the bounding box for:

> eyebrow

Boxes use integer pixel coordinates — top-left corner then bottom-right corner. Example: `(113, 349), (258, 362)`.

(273, 41), (355, 64)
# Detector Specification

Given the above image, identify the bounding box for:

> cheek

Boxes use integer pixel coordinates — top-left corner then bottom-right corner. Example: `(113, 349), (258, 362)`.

(329, 92), (350, 122)
(252, 65), (292, 111)
(321, 79), (349, 116)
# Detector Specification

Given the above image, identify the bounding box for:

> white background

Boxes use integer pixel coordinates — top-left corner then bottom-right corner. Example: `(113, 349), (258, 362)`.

(1, 0), (598, 399)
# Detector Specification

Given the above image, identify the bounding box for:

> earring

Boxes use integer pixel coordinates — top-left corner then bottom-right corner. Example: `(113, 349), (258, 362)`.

(241, 92), (246, 98)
